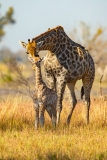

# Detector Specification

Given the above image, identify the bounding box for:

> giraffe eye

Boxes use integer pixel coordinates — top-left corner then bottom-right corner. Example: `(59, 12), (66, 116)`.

(26, 52), (29, 54)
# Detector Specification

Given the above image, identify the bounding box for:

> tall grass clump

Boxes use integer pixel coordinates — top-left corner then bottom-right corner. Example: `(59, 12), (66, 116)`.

(0, 95), (34, 131)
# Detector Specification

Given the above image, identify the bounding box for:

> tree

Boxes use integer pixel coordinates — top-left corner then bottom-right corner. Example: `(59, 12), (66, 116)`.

(0, 4), (15, 40)
(69, 22), (107, 69)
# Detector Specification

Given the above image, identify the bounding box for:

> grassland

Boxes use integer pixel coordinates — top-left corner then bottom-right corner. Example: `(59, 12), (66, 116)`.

(0, 62), (107, 159)
(0, 94), (107, 160)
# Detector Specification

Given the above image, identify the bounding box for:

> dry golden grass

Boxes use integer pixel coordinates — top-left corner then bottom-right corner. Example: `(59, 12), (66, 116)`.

(0, 95), (107, 160)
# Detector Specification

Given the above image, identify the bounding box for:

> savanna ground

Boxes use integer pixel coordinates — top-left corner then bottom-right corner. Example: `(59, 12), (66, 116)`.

(0, 62), (107, 160)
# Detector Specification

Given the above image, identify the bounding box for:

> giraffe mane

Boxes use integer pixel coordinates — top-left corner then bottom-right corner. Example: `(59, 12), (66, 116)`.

(33, 26), (64, 41)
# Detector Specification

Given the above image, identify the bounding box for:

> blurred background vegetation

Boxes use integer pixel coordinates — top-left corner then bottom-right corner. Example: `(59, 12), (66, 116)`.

(0, 3), (107, 97)
(0, 4), (15, 41)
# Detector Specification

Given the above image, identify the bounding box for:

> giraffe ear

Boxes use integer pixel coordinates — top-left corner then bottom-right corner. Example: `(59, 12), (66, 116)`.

(19, 41), (27, 48)
(37, 41), (44, 48)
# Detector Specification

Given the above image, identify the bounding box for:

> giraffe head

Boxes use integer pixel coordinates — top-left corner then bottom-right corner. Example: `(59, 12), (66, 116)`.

(19, 39), (44, 69)
(19, 39), (43, 60)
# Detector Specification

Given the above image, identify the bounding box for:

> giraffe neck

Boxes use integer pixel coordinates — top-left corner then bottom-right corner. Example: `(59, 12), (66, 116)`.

(34, 26), (66, 55)
(34, 26), (84, 56)
(34, 63), (44, 88)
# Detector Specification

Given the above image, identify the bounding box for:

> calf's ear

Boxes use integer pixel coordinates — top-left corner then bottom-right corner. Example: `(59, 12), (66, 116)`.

(19, 41), (27, 48)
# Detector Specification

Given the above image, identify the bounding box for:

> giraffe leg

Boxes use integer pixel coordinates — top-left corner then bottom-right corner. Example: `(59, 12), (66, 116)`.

(82, 75), (94, 125)
(33, 103), (39, 129)
(83, 87), (91, 125)
(46, 106), (56, 127)
(46, 106), (52, 119)
(56, 80), (66, 125)
(39, 103), (45, 127)
(51, 106), (56, 127)
(66, 82), (77, 125)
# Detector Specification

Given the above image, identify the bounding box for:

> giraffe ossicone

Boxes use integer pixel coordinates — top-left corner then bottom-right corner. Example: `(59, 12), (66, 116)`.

(19, 25), (95, 125)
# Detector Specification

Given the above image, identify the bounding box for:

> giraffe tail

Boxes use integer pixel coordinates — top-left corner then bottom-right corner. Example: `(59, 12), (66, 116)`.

(81, 86), (84, 99)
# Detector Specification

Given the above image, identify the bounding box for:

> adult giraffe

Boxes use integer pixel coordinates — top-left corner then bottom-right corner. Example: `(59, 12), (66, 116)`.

(19, 26), (95, 125)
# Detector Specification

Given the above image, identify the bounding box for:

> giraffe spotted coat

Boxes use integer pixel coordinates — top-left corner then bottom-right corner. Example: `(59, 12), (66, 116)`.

(19, 26), (95, 125)
(18, 45), (57, 129)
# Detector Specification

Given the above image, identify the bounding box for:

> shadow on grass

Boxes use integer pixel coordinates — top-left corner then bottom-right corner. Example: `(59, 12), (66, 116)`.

(45, 153), (71, 160)
(0, 154), (71, 160)
(1, 152), (107, 160)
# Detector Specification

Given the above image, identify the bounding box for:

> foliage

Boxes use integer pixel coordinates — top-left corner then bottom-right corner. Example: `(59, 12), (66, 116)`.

(69, 22), (107, 69)
(0, 57), (33, 98)
(0, 4), (15, 40)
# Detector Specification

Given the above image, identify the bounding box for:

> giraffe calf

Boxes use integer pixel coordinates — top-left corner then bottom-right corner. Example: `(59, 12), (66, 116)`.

(29, 55), (57, 129)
